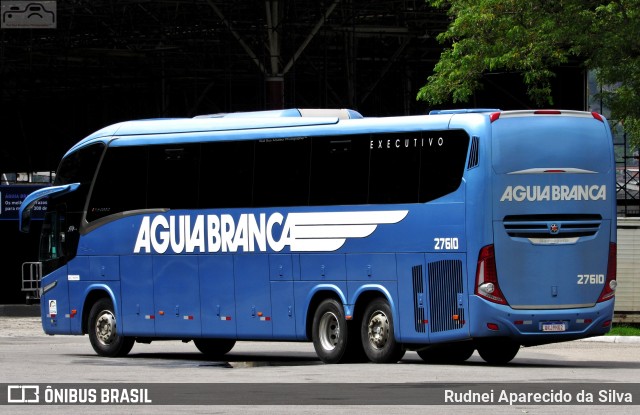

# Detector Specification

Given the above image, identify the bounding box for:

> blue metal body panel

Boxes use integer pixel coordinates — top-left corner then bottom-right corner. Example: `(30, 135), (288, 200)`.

(270, 281), (297, 340)
(234, 255), (273, 339)
(153, 255), (201, 337)
(199, 255), (236, 338)
(120, 256), (155, 336)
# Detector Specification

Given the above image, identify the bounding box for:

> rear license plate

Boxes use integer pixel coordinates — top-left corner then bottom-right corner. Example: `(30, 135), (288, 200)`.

(541, 322), (566, 332)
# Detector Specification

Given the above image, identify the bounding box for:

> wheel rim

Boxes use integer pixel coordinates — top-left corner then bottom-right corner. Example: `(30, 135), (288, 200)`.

(367, 311), (389, 350)
(318, 311), (340, 351)
(95, 310), (117, 346)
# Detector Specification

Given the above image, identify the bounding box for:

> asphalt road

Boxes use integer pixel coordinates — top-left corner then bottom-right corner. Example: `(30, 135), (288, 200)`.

(1, 317), (638, 414)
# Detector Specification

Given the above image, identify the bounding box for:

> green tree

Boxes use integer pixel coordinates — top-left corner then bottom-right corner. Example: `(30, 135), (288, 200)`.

(418, 0), (640, 147)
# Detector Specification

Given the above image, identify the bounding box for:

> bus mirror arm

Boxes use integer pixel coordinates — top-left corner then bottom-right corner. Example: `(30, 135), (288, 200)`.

(18, 183), (81, 233)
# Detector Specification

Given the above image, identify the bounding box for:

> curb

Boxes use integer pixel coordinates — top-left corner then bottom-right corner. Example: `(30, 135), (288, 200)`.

(578, 336), (640, 344)
(0, 304), (40, 317)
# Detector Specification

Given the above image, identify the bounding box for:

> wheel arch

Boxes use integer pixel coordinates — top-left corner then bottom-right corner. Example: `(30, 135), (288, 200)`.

(304, 285), (347, 340)
(81, 285), (118, 335)
(351, 285), (400, 339)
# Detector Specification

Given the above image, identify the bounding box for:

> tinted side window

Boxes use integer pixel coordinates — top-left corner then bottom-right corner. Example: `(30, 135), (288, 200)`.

(54, 143), (105, 215)
(419, 130), (470, 202)
(199, 141), (254, 208)
(368, 130), (470, 204)
(86, 129), (470, 221)
(86, 146), (147, 222)
(253, 137), (311, 207)
(54, 143), (105, 187)
(147, 144), (199, 209)
(369, 133), (422, 204)
(309, 135), (369, 205)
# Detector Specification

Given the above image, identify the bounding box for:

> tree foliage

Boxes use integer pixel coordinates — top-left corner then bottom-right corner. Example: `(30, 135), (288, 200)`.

(418, 0), (640, 147)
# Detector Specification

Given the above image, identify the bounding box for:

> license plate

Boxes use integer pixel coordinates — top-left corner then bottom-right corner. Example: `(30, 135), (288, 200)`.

(542, 322), (566, 332)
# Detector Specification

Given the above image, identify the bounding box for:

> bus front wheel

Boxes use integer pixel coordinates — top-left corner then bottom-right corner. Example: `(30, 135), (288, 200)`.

(361, 299), (405, 363)
(476, 339), (520, 365)
(88, 298), (134, 357)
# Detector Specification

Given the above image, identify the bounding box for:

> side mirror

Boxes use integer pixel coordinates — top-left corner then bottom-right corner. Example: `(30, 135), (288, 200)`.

(20, 205), (33, 233)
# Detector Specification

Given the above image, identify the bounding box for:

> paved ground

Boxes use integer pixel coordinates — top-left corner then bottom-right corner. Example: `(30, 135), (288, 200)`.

(1, 317), (638, 415)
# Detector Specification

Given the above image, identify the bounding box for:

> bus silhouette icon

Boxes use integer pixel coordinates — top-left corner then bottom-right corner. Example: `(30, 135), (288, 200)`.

(1, 2), (56, 28)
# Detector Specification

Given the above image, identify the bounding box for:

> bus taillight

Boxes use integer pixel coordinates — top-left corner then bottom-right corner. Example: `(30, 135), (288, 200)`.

(597, 243), (617, 302)
(475, 245), (507, 305)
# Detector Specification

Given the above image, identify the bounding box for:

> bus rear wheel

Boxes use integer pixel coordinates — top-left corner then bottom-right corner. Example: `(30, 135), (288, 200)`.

(476, 339), (520, 365)
(88, 298), (134, 357)
(194, 339), (236, 358)
(312, 298), (354, 363)
(417, 342), (475, 363)
(361, 299), (405, 363)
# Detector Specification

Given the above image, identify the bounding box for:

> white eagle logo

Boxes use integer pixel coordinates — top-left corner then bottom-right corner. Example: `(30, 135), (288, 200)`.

(286, 210), (409, 251)
(134, 210), (409, 254)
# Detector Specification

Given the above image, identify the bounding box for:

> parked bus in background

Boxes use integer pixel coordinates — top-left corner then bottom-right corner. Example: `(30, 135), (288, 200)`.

(19, 108), (617, 364)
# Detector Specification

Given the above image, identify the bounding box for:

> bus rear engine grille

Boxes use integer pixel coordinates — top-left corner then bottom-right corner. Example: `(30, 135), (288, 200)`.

(503, 214), (602, 239)
(428, 259), (465, 333)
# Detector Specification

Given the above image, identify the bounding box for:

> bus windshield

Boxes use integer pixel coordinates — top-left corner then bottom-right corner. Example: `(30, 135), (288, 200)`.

(492, 115), (611, 174)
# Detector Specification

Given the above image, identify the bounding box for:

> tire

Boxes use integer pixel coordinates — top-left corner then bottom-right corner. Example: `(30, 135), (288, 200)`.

(417, 342), (475, 364)
(194, 339), (236, 358)
(476, 339), (520, 365)
(360, 298), (405, 363)
(88, 298), (134, 357)
(312, 298), (353, 363)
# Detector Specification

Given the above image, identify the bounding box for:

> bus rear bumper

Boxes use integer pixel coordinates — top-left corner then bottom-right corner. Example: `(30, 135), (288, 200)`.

(467, 296), (615, 346)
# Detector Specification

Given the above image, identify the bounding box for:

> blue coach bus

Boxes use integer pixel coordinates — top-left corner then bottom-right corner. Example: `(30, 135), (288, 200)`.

(19, 108), (617, 364)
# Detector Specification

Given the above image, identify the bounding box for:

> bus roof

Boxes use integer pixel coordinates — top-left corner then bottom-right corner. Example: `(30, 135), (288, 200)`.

(193, 108), (363, 119)
(65, 108), (606, 155)
(67, 109), (461, 153)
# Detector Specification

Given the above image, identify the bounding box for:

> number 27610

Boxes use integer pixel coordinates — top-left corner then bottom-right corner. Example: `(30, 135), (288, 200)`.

(434, 237), (459, 250)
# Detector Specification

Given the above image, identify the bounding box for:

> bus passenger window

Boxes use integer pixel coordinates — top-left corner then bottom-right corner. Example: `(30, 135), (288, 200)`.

(418, 130), (469, 203)
(87, 146), (147, 222)
(199, 141), (254, 209)
(309, 135), (368, 206)
(253, 137), (311, 207)
(369, 132), (421, 204)
(148, 144), (199, 209)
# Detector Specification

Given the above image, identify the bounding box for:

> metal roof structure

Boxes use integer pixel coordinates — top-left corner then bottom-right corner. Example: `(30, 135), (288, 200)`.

(1, 0), (583, 172)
